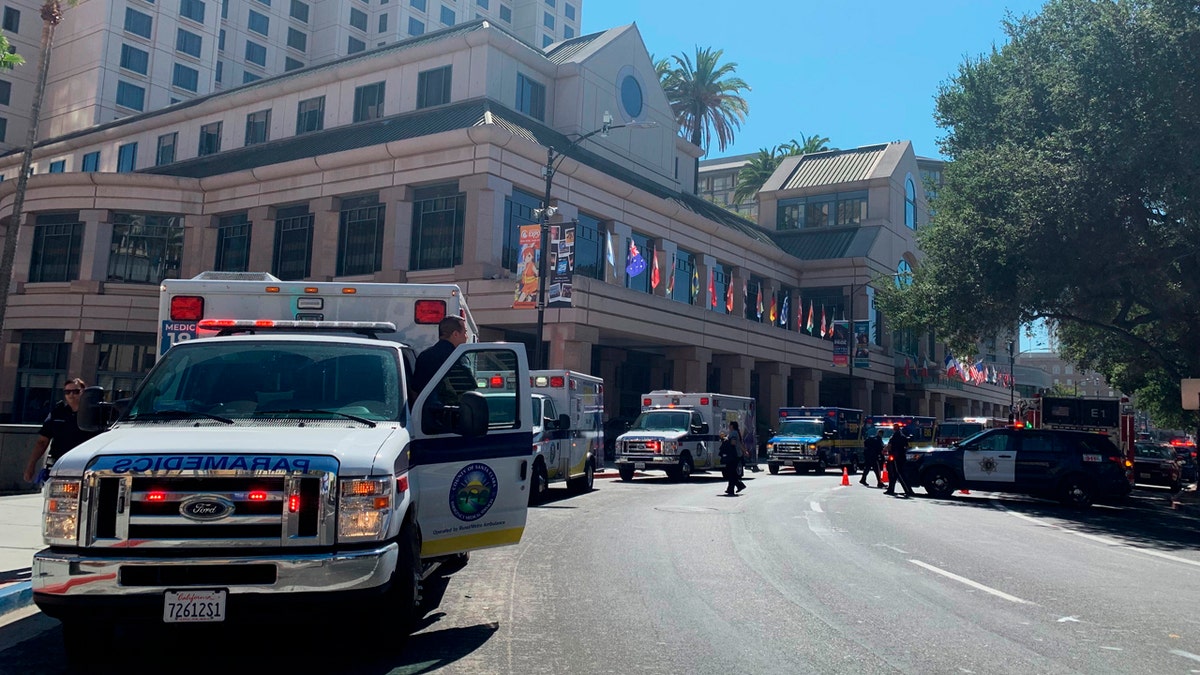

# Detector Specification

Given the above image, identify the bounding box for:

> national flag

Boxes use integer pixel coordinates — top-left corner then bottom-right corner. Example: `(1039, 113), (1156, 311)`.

(918, 357), (929, 378)
(708, 269), (716, 308)
(605, 231), (615, 273)
(666, 254), (675, 296)
(626, 239), (646, 278)
(725, 278), (734, 312)
(769, 294), (777, 323)
(806, 301), (814, 333)
(743, 280), (748, 305)
(904, 357), (913, 378)
(974, 359), (986, 385)
(944, 354), (957, 379)
(690, 264), (699, 300)
(755, 285), (763, 320)
(827, 314), (836, 338)
(780, 295), (789, 328)
(650, 249), (660, 290)
(820, 306), (827, 338)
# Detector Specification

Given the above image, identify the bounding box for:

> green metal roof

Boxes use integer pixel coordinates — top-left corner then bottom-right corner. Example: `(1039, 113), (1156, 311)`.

(781, 144), (888, 191)
(770, 226), (882, 261)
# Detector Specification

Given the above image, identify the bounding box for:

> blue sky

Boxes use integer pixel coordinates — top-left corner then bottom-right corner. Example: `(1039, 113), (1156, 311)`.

(582, 0), (1048, 161)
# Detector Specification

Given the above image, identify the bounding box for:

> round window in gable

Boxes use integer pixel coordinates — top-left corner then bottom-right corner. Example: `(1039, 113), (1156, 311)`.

(615, 65), (645, 122)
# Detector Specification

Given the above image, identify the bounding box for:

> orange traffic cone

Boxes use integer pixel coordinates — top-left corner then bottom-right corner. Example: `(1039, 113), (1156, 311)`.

(841, 466), (850, 486)
(881, 463), (890, 484)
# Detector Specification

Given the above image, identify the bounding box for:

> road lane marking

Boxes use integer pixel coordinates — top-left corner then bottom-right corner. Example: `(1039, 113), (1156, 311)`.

(909, 559), (1031, 604)
(1171, 649), (1200, 663)
(810, 501), (822, 513)
(1000, 508), (1200, 568)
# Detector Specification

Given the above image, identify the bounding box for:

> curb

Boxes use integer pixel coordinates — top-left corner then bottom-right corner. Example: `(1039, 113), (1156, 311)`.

(0, 582), (32, 619)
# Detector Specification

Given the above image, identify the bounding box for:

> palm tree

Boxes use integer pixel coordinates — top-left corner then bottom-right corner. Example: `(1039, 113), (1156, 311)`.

(661, 46), (750, 155)
(732, 146), (786, 205)
(0, 0), (70, 337)
(786, 133), (833, 155)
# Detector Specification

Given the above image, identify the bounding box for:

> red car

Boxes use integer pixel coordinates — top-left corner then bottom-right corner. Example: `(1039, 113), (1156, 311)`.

(1133, 442), (1183, 491)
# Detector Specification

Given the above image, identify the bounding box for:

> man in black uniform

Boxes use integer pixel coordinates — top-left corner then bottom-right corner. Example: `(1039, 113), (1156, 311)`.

(719, 432), (746, 495)
(883, 427), (916, 497)
(23, 378), (98, 484)
(860, 428), (885, 488)
(412, 316), (471, 395)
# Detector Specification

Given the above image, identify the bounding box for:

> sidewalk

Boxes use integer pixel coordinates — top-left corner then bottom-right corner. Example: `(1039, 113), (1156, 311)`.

(0, 492), (42, 619)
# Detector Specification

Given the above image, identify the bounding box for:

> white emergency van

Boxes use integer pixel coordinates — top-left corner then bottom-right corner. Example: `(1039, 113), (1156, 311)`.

(158, 271), (477, 357)
(33, 280), (532, 664)
(614, 391), (756, 482)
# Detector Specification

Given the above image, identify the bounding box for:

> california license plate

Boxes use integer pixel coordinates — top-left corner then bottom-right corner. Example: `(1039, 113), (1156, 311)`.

(635, 462), (646, 469)
(163, 589), (226, 623)
(1139, 472), (1151, 480)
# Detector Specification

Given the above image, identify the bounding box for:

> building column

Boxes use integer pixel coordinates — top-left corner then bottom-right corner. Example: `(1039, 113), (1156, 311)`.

(247, 205), (275, 275)
(310, 196), (341, 281)
(599, 347), (623, 421)
(459, 174), (511, 282)
(929, 392), (945, 420)
(180, 213), (217, 279)
(791, 367), (822, 406)
(376, 185), (408, 282)
(545, 323), (597, 373)
(78, 209), (111, 282)
(756, 359), (788, 426)
(850, 377), (870, 412)
(915, 391), (931, 416)
(10, 210), (36, 289)
(714, 353), (753, 396)
(872, 380), (895, 417)
(668, 346), (711, 392)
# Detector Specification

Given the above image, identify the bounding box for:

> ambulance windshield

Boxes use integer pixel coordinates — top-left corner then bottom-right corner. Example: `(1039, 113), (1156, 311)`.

(629, 410), (692, 432)
(777, 419), (825, 437)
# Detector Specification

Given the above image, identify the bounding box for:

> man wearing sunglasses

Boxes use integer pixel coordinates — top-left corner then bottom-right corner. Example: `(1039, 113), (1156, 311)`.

(23, 378), (99, 485)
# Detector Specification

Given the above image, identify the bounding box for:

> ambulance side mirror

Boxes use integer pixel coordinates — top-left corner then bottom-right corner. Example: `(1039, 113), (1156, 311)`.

(454, 391), (488, 438)
(77, 386), (115, 432)
(694, 422), (709, 435)
(556, 414), (571, 431)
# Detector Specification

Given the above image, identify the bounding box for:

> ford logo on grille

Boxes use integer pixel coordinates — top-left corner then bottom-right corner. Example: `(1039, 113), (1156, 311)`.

(180, 495), (235, 522)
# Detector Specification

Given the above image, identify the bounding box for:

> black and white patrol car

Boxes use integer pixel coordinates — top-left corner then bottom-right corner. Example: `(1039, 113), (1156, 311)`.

(901, 427), (1134, 507)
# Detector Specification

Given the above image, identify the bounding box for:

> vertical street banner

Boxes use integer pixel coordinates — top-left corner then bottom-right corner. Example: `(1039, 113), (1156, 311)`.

(832, 320), (850, 366)
(548, 221), (575, 308)
(853, 319), (871, 368)
(512, 224), (541, 309)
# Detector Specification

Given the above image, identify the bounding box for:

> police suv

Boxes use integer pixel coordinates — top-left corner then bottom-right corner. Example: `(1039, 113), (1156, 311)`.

(902, 426), (1134, 506)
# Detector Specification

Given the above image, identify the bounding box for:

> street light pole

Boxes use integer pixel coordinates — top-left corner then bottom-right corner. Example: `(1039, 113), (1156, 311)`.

(1008, 339), (1016, 421)
(532, 112), (655, 370)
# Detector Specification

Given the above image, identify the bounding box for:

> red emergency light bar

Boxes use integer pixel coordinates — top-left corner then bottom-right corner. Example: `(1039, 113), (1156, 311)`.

(170, 296), (205, 321)
(550, 376), (565, 387)
(700, 397), (710, 405)
(248, 490), (267, 502)
(146, 491), (167, 502)
(414, 299), (447, 324)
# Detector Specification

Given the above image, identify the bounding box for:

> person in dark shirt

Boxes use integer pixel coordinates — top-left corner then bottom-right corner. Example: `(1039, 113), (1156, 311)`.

(884, 428), (916, 497)
(23, 378), (98, 484)
(860, 428), (885, 488)
(413, 315), (478, 413)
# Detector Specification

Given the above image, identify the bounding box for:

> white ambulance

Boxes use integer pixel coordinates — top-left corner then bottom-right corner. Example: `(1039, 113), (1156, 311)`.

(614, 391), (756, 482)
(34, 277), (531, 664)
(158, 271), (477, 357)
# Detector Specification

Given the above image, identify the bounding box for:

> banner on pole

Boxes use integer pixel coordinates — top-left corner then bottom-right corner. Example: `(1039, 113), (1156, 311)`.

(832, 320), (850, 367)
(548, 221), (575, 308)
(513, 224), (541, 309)
(853, 319), (871, 368)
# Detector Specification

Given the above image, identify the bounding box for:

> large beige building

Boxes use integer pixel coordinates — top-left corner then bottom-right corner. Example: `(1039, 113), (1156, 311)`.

(0, 19), (1015, 434)
(0, 0), (581, 150)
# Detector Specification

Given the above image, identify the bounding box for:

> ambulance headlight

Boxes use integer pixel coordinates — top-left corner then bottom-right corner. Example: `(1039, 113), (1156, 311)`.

(663, 440), (677, 453)
(338, 477), (393, 541)
(766, 442), (775, 452)
(44, 479), (82, 545)
(808, 444), (818, 452)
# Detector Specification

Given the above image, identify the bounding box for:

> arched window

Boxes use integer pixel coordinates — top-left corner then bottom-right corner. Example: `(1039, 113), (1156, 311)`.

(904, 175), (917, 230)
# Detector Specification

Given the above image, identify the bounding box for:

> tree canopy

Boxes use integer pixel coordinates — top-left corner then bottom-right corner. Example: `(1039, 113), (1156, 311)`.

(656, 46), (750, 154)
(874, 0), (1200, 428)
(731, 134), (833, 205)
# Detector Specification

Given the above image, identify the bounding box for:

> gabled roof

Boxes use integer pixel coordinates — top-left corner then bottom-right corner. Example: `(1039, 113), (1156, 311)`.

(780, 144), (889, 191)
(770, 226), (882, 261)
(544, 30), (608, 64)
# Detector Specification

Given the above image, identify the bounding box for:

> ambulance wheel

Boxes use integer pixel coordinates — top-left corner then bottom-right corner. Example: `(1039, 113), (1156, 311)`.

(1057, 474), (1094, 508)
(62, 620), (114, 668)
(618, 464), (635, 481)
(529, 460), (549, 505)
(670, 457), (693, 482)
(768, 463), (780, 475)
(815, 461), (827, 474)
(794, 463), (810, 474)
(568, 460), (594, 494)
(387, 516), (423, 636)
(922, 467), (956, 499)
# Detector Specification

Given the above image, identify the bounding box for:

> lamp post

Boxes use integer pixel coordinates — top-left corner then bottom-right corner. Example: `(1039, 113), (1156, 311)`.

(1008, 339), (1016, 421)
(532, 111), (655, 370)
(845, 269), (910, 410)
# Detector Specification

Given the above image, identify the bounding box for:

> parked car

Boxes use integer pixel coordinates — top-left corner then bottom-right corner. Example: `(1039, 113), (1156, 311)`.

(1133, 442), (1183, 491)
(1167, 438), (1197, 483)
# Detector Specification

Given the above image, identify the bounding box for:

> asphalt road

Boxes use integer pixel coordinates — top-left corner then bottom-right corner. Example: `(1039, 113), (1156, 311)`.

(3, 472), (1198, 674)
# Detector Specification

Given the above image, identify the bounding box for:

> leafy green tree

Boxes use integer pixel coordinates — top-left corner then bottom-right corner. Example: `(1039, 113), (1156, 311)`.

(659, 46), (750, 154)
(0, 33), (26, 68)
(732, 134), (834, 206)
(874, 0), (1200, 426)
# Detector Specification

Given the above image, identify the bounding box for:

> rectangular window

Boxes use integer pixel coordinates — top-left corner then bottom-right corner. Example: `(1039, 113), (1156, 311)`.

(124, 8), (153, 38)
(805, 198), (832, 228)
(156, 132), (177, 165)
(515, 73), (545, 121)
(476, 0), (487, 7)
(564, 3), (574, 19)
(777, 198), (802, 230)
(287, 26), (307, 51)
(407, 17), (423, 35)
(215, 60), (223, 82)
(175, 28), (202, 57)
(221, 0), (228, 18)
(670, 250), (695, 304)
(502, 188), (539, 272)
(0, 116), (5, 142)
(13, 331), (71, 424)
(119, 44), (149, 74)
(95, 331), (156, 401)
(215, 213), (251, 272)
(49, 160), (65, 173)
(337, 194), (384, 276)
(179, 0), (206, 23)
(545, 0), (554, 7)
(242, 71), (261, 83)
(248, 9), (269, 35)
(0, 79), (8, 105)
(115, 80), (146, 111)
(543, 11), (553, 29)
(499, 4), (510, 21)
(245, 40), (267, 66)
(349, 6), (367, 30)
(244, 109), (270, 146)
(289, 0), (309, 22)
(198, 121), (222, 156)
(117, 143), (138, 172)
(410, 184), (464, 271)
(284, 56), (304, 71)
(81, 151), (100, 172)
(29, 212), (83, 283)
(172, 63), (199, 91)
(219, 28), (225, 51)
(416, 65), (450, 109)
(378, 13), (387, 32)
(835, 192), (867, 226)
(563, 25), (573, 38)
(410, 0), (425, 10)
(353, 81), (385, 122)
(2, 7), (19, 33)
(347, 36), (365, 54)
(542, 34), (552, 48)
(296, 95), (324, 134)
(256, 0), (270, 6)
(439, 5), (454, 25)
(108, 213), (184, 284)
(272, 204), (313, 280)
(573, 213), (603, 281)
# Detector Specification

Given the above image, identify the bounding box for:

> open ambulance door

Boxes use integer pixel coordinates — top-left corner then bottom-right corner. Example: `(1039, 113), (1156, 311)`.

(409, 344), (533, 557)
